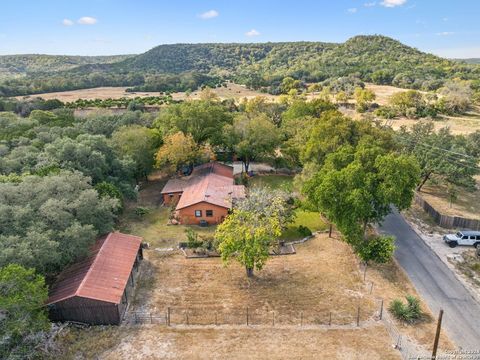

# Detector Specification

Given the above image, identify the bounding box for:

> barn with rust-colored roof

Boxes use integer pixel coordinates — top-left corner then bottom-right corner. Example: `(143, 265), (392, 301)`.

(161, 162), (246, 225)
(47, 232), (143, 325)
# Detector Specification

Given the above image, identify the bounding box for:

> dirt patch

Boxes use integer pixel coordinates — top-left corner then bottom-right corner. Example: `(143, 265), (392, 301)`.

(102, 325), (401, 360)
(56, 324), (400, 360)
(418, 180), (480, 220)
(389, 113), (480, 135)
(18, 83), (272, 103)
(133, 234), (376, 326)
(364, 83), (409, 106)
(366, 258), (453, 351)
(171, 83), (276, 102)
(454, 250), (480, 288)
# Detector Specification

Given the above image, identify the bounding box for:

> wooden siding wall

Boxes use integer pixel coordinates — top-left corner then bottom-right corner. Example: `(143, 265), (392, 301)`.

(176, 202), (228, 225)
(414, 193), (480, 230)
(49, 248), (143, 325)
(163, 192), (182, 206)
(49, 296), (120, 325)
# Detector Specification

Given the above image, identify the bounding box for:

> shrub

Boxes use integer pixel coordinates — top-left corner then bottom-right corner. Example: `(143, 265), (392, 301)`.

(358, 235), (395, 264)
(134, 206), (150, 216)
(374, 106), (397, 119)
(389, 295), (423, 323)
(297, 225), (312, 237)
(185, 228), (202, 248)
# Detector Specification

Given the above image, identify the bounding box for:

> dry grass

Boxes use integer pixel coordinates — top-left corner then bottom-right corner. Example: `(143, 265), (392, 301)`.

(171, 83), (276, 101)
(418, 178), (480, 219)
(16, 87), (160, 101)
(118, 178), (216, 249)
(103, 325), (400, 360)
(366, 259), (453, 350)
(55, 324), (400, 360)
(364, 83), (409, 106)
(389, 114), (480, 135)
(454, 250), (480, 287)
(134, 234), (376, 325)
(18, 83), (272, 102)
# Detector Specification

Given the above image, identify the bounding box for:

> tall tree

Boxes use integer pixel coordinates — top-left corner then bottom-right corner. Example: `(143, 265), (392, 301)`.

(0, 264), (49, 360)
(215, 209), (281, 277)
(0, 172), (119, 273)
(223, 113), (280, 173)
(304, 141), (420, 240)
(155, 132), (213, 173)
(111, 125), (159, 182)
(154, 100), (233, 145)
(397, 121), (479, 190)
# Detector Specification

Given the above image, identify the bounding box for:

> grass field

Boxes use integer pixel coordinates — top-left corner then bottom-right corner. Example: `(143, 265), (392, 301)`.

(418, 177), (480, 220)
(56, 324), (401, 360)
(16, 83), (273, 102)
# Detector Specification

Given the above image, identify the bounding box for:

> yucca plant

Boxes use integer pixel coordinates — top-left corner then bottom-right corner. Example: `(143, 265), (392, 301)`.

(389, 295), (423, 324)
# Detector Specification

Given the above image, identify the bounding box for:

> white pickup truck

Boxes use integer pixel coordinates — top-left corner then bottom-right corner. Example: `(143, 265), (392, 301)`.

(443, 230), (480, 248)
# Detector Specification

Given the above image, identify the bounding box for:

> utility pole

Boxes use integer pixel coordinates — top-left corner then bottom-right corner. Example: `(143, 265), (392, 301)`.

(431, 309), (444, 360)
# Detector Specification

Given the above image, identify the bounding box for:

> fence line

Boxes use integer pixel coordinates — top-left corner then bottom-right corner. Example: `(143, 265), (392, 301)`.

(414, 193), (480, 230)
(122, 303), (383, 327)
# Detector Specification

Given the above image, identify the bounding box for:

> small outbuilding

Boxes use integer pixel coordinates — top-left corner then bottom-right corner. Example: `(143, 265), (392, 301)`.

(46, 232), (143, 325)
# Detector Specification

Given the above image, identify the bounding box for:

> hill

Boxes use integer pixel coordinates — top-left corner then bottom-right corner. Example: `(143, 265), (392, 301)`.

(1, 35), (479, 97)
(0, 54), (133, 79)
(454, 58), (480, 64)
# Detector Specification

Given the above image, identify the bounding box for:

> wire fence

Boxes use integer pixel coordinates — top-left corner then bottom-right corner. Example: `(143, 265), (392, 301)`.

(123, 302), (384, 327)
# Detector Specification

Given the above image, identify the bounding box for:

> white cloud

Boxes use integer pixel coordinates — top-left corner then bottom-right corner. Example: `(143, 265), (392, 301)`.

(78, 16), (98, 25)
(380, 0), (407, 7)
(245, 29), (260, 37)
(347, 8), (358, 13)
(62, 19), (74, 26)
(436, 31), (455, 36)
(198, 10), (219, 19)
(364, 2), (376, 7)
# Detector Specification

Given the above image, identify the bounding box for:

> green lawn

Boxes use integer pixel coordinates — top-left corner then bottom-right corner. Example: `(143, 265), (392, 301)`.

(281, 209), (327, 241)
(248, 174), (294, 191)
(248, 175), (327, 241)
(117, 174), (325, 247)
(119, 206), (216, 248)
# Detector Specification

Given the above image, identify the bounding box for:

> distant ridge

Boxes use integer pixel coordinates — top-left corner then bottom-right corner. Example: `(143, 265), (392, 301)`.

(1, 35), (479, 96)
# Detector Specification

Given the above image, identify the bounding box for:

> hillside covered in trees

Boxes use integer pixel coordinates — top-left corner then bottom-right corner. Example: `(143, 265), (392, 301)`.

(1, 35), (479, 96)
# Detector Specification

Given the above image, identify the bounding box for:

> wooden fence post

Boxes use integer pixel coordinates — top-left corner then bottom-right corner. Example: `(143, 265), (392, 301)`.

(300, 311), (303, 327)
(215, 311), (218, 326)
(150, 312), (153, 324)
(167, 307), (171, 326)
(370, 282), (374, 294)
(134, 312), (138, 324)
(379, 299), (384, 320)
(246, 307), (249, 326)
(186, 309), (189, 325)
(329, 312), (332, 326)
(356, 306), (360, 326)
(272, 311), (275, 326)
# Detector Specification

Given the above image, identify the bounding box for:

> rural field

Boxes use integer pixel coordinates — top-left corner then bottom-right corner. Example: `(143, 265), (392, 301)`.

(18, 82), (480, 135)
(49, 173), (452, 359)
(15, 82), (275, 102)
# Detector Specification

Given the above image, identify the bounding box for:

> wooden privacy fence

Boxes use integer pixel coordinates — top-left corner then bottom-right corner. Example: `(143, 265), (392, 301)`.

(414, 193), (480, 230)
(124, 302), (384, 327)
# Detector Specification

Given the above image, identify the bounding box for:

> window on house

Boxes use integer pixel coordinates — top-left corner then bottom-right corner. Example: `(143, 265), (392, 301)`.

(195, 210), (202, 217)
(206, 210), (213, 217)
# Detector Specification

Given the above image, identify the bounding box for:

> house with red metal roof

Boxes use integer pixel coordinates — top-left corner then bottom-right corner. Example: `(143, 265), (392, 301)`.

(161, 162), (246, 225)
(46, 232), (143, 325)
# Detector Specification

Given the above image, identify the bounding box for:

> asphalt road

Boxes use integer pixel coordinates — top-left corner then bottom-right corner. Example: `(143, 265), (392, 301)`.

(379, 208), (480, 350)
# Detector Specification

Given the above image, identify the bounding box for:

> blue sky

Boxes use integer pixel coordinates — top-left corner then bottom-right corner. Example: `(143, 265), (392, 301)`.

(0, 0), (479, 58)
